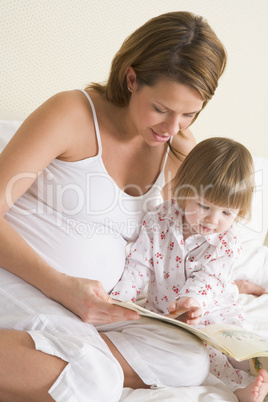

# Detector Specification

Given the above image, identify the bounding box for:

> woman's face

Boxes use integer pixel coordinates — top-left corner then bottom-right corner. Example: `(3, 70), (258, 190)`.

(127, 75), (204, 147)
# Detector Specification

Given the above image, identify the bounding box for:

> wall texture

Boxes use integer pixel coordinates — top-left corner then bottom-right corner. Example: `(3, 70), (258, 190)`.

(1, 0), (267, 157)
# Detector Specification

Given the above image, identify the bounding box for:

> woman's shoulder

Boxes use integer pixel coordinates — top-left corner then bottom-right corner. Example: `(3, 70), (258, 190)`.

(163, 128), (196, 200)
(37, 89), (100, 161)
(173, 127), (196, 157)
(41, 89), (95, 124)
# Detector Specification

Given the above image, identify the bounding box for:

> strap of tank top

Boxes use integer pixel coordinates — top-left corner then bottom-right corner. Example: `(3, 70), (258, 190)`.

(162, 137), (172, 172)
(79, 89), (102, 155)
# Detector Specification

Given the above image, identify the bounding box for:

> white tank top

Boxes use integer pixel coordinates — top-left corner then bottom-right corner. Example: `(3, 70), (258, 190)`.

(4, 90), (169, 292)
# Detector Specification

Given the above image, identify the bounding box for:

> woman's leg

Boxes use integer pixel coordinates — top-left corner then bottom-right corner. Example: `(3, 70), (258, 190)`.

(99, 317), (210, 389)
(0, 329), (67, 402)
(100, 333), (150, 389)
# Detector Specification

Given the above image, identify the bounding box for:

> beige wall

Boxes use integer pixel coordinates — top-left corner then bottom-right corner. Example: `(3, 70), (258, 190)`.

(1, 0), (267, 157)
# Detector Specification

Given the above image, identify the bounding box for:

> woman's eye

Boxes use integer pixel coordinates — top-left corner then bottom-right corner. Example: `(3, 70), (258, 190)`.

(153, 105), (166, 114)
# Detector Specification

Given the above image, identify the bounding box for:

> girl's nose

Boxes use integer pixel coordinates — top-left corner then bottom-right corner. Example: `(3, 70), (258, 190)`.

(205, 212), (218, 225)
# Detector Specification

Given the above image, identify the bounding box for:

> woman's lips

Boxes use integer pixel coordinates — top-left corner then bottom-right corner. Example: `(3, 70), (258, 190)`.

(151, 129), (170, 143)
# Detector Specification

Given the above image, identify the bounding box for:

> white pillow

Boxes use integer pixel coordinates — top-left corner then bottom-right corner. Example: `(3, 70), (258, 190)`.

(0, 120), (22, 151)
(235, 156), (268, 247)
(232, 157), (268, 286)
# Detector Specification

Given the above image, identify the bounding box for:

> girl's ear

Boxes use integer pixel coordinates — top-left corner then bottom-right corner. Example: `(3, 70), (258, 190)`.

(125, 66), (137, 92)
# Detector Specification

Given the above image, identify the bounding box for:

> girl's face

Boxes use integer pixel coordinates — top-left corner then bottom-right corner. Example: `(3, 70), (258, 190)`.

(183, 198), (239, 239)
(127, 73), (204, 146)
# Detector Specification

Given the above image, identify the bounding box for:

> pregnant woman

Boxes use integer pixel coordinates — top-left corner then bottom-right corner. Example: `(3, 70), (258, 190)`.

(0, 11), (227, 401)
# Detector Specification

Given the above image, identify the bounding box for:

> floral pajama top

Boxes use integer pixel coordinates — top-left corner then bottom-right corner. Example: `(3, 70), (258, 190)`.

(111, 199), (246, 327)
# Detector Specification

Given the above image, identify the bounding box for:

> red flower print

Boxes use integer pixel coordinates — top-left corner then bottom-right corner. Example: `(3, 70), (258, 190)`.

(155, 252), (163, 260)
(161, 295), (169, 302)
(157, 213), (164, 222)
(172, 286), (179, 294)
(161, 231), (166, 240)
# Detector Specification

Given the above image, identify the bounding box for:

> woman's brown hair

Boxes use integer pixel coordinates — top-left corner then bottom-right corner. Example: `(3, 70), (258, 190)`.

(87, 11), (227, 157)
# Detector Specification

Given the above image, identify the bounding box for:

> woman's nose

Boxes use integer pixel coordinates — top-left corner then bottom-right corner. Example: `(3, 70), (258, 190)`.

(163, 115), (181, 136)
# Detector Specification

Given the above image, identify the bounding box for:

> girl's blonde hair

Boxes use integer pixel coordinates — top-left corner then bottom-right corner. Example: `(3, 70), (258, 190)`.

(173, 137), (255, 220)
(87, 12), (227, 156)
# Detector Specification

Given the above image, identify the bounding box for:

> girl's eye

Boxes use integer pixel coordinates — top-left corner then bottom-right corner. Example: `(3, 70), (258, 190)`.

(198, 203), (209, 210)
(153, 105), (167, 114)
(223, 211), (231, 216)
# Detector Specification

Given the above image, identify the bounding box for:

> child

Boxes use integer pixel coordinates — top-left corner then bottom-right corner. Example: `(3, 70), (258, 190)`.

(107, 137), (268, 402)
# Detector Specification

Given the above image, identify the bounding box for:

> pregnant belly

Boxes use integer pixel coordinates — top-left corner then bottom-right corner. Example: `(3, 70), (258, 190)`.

(5, 204), (127, 293)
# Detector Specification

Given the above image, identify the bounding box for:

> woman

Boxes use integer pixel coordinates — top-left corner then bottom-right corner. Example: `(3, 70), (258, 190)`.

(0, 12), (226, 401)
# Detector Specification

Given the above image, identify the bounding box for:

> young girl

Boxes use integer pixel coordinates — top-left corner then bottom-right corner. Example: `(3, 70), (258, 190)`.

(104, 137), (268, 402)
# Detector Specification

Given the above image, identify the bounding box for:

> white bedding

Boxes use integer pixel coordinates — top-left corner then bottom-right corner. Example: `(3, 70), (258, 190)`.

(1, 119), (268, 402)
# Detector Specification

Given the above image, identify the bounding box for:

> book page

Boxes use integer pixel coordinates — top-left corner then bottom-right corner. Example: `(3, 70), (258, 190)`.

(201, 324), (268, 361)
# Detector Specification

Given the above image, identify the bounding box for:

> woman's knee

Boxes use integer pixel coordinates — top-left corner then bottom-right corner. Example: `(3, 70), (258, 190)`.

(0, 329), (66, 401)
(181, 341), (210, 386)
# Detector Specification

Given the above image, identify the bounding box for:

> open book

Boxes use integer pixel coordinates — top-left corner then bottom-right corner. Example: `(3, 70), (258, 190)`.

(113, 300), (268, 376)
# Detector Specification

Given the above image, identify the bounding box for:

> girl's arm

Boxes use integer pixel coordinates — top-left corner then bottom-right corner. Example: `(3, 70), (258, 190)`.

(178, 241), (241, 314)
(0, 91), (139, 323)
(111, 220), (153, 302)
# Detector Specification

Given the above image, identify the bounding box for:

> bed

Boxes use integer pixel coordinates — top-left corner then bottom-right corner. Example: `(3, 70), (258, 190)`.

(0, 118), (268, 401)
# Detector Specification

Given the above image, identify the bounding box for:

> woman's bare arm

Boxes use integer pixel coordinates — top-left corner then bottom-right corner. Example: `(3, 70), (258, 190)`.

(0, 91), (139, 323)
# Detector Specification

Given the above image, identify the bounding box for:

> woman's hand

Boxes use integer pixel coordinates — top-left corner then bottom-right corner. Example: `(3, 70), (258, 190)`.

(51, 274), (140, 324)
(167, 297), (202, 326)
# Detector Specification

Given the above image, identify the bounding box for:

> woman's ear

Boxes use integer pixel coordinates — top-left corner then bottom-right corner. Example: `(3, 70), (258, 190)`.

(125, 66), (137, 92)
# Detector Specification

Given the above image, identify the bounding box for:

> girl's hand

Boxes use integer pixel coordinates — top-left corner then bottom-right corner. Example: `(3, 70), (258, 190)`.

(167, 297), (202, 326)
(49, 273), (140, 324)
